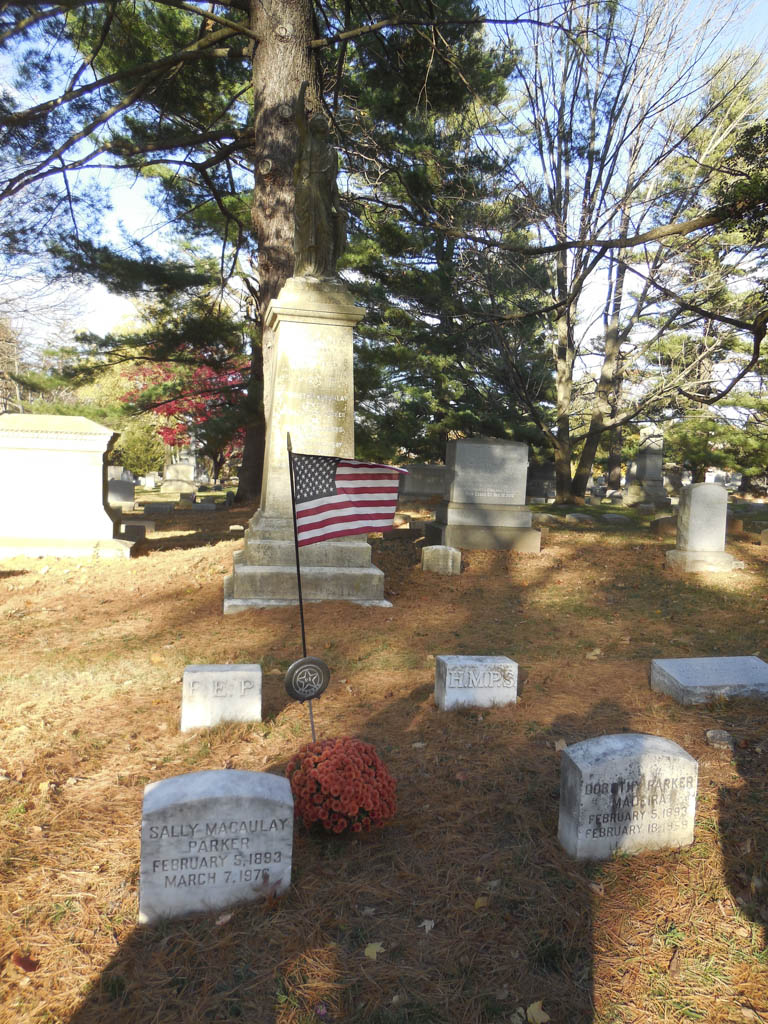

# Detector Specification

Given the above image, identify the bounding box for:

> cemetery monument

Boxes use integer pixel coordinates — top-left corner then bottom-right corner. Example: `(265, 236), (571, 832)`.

(624, 426), (670, 508)
(665, 482), (737, 572)
(425, 438), (541, 552)
(0, 413), (133, 559)
(650, 656), (768, 705)
(224, 85), (387, 611)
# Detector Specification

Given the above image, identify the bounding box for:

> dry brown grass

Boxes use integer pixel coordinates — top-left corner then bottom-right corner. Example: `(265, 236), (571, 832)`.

(0, 503), (766, 1023)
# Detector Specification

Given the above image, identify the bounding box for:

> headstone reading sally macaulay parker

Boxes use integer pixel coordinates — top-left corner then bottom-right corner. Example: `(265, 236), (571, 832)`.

(558, 734), (697, 860)
(139, 770), (293, 924)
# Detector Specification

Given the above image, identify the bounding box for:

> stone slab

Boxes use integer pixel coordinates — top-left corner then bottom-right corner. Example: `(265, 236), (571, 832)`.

(665, 549), (737, 573)
(558, 734), (697, 860)
(0, 537), (133, 559)
(435, 655), (518, 710)
(676, 483), (727, 552)
(445, 438), (528, 506)
(425, 523), (541, 552)
(139, 770), (292, 924)
(433, 502), (533, 528)
(421, 545), (461, 575)
(650, 656), (768, 705)
(181, 665), (263, 731)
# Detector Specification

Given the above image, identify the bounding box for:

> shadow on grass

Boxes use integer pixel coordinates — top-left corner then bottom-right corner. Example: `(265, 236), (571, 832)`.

(63, 694), (656, 1024)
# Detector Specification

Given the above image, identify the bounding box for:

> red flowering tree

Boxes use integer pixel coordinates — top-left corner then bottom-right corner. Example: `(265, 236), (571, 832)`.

(286, 737), (397, 835)
(122, 361), (249, 482)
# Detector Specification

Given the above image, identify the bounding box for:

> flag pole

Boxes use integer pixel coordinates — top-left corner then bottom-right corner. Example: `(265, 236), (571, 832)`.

(287, 432), (308, 660)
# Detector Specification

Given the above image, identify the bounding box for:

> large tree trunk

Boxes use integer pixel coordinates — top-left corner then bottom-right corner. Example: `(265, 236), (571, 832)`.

(236, 0), (317, 502)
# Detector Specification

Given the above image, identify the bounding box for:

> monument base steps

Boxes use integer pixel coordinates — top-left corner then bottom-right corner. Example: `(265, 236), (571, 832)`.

(665, 549), (739, 573)
(425, 523), (542, 553)
(223, 564), (390, 612)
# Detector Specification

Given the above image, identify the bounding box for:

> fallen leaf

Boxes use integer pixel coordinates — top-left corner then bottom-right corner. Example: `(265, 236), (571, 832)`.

(360, 906), (376, 916)
(554, 738), (567, 752)
(589, 882), (604, 895)
(411, 742), (426, 749)
(215, 912), (233, 927)
(527, 1000), (551, 1023)
(364, 942), (385, 960)
(585, 648), (602, 660)
(474, 895), (489, 910)
(419, 919), (435, 934)
(11, 952), (39, 973)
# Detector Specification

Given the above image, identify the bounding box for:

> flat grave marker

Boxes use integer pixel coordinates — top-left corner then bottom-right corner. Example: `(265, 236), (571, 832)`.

(650, 656), (768, 705)
(139, 770), (292, 924)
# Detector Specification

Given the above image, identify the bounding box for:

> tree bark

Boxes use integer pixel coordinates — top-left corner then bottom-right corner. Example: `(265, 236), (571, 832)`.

(236, 0), (317, 502)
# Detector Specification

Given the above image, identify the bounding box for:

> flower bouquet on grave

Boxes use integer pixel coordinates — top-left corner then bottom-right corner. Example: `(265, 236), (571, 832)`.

(286, 737), (396, 835)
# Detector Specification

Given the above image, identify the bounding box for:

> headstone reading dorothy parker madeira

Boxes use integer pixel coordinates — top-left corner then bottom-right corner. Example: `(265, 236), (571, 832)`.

(139, 770), (293, 924)
(223, 86), (387, 611)
(558, 734), (697, 860)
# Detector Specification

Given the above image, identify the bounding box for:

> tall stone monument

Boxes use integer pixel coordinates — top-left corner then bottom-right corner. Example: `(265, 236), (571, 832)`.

(224, 87), (387, 611)
(666, 482), (736, 572)
(424, 438), (541, 552)
(624, 426), (670, 508)
(0, 414), (132, 558)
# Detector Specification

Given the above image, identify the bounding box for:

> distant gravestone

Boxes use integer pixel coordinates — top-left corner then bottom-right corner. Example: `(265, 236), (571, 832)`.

(0, 414), (132, 559)
(666, 483), (736, 572)
(181, 664), (262, 732)
(624, 427), (671, 509)
(650, 656), (768, 705)
(107, 479), (135, 506)
(425, 438), (541, 552)
(558, 734), (697, 860)
(435, 655), (518, 710)
(421, 545), (461, 575)
(160, 462), (197, 495)
(139, 770), (292, 924)
(398, 463), (448, 502)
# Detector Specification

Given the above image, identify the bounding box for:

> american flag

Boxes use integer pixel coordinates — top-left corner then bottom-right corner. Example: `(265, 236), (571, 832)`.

(290, 453), (407, 547)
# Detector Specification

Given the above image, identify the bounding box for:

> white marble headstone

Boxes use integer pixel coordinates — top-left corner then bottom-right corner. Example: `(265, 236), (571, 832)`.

(435, 655), (518, 710)
(650, 656), (768, 705)
(181, 664), (262, 732)
(558, 734), (697, 860)
(139, 770), (292, 924)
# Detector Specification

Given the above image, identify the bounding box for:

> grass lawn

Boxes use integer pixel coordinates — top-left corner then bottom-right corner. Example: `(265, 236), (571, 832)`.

(0, 502), (766, 1023)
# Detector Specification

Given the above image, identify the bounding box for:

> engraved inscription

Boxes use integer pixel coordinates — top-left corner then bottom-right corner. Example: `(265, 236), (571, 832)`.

(446, 668), (515, 689)
(146, 817), (290, 892)
(581, 775), (695, 842)
(188, 678), (257, 699)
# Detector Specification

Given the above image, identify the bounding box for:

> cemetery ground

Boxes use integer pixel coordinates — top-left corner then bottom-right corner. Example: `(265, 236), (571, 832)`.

(1, 503), (767, 1024)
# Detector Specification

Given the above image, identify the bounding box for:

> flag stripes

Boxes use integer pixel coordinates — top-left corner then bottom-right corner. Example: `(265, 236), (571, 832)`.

(290, 453), (406, 547)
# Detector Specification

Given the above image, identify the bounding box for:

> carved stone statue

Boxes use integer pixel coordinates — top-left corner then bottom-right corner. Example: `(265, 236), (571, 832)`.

(293, 82), (347, 278)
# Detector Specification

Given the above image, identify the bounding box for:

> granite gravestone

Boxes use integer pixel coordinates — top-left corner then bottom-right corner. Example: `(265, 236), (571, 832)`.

(665, 483), (736, 572)
(421, 545), (461, 575)
(160, 462), (197, 496)
(558, 734), (697, 860)
(425, 439), (541, 552)
(0, 414), (132, 559)
(435, 655), (518, 710)
(398, 463), (448, 502)
(139, 770), (292, 924)
(650, 656), (768, 705)
(181, 665), (263, 732)
(624, 427), (670, 508)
